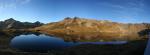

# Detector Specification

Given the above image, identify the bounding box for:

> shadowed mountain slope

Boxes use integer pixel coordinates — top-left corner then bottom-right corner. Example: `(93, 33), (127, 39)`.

(0, 18), (44, 29)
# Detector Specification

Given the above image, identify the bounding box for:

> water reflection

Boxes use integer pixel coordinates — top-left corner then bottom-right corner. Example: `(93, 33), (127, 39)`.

(10, 34), (75, 52)
(10, 34), (127, 52)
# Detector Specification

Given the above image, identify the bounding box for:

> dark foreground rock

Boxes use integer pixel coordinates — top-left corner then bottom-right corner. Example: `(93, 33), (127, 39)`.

(55, 40), (147, 55)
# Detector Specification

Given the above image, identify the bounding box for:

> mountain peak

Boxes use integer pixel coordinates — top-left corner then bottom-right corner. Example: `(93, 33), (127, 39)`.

(4, 18), (16, 22)
(74, 17), (80, 19)
(0, 18), (43, 29)
(64, 17), (81, 21)
(64, 17), (72, 20)
(6, 18), (15, 21)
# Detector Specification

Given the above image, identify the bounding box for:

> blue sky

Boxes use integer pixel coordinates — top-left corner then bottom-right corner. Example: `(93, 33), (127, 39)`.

(0, 0), (149, 23)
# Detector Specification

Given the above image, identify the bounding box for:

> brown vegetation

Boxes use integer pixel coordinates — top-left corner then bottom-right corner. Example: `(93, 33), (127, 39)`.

(34, 17), (150, 41)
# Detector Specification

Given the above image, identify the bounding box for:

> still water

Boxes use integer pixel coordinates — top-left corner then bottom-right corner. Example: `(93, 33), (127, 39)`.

(10, 34), (127, 52)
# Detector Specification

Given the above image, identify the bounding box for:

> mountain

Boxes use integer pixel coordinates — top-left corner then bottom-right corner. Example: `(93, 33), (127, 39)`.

(34, 17), (150, 41)
(0, 18), (44, 29)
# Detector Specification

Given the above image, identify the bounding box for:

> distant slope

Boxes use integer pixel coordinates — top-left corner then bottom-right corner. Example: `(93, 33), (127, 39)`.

(35, 17), (150, 41)
(0, 18), (44, 29)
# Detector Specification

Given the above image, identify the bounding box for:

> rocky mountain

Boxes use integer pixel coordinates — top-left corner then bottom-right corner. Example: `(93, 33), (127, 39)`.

(0, 18), (44, 29)
(35, 17), (150, 41)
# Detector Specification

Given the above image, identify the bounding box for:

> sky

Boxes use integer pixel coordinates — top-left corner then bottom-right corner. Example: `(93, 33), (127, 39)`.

(0, 0), (149, 23)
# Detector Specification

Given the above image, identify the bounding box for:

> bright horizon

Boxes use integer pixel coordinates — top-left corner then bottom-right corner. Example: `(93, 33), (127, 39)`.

(0, 0), (150, 23)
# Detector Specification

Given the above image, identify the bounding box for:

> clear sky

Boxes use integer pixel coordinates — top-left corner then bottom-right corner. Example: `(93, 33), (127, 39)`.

(0, 0), (149, 23)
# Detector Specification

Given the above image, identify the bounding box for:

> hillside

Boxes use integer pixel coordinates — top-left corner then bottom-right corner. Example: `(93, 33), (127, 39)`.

(0, 18), (44, 29)
(35, 17), (150, 41)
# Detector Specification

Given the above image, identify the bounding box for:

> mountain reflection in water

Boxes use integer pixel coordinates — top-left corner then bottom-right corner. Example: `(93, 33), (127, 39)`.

(10, 34), (127, 52)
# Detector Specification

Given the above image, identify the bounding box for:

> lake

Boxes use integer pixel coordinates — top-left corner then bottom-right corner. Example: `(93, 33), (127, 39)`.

(10, 34), (127, 52)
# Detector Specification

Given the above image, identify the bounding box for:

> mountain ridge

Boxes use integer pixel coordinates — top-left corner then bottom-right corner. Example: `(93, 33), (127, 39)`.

(0, 18), (44, 29)
(34, 17), (150, 41)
